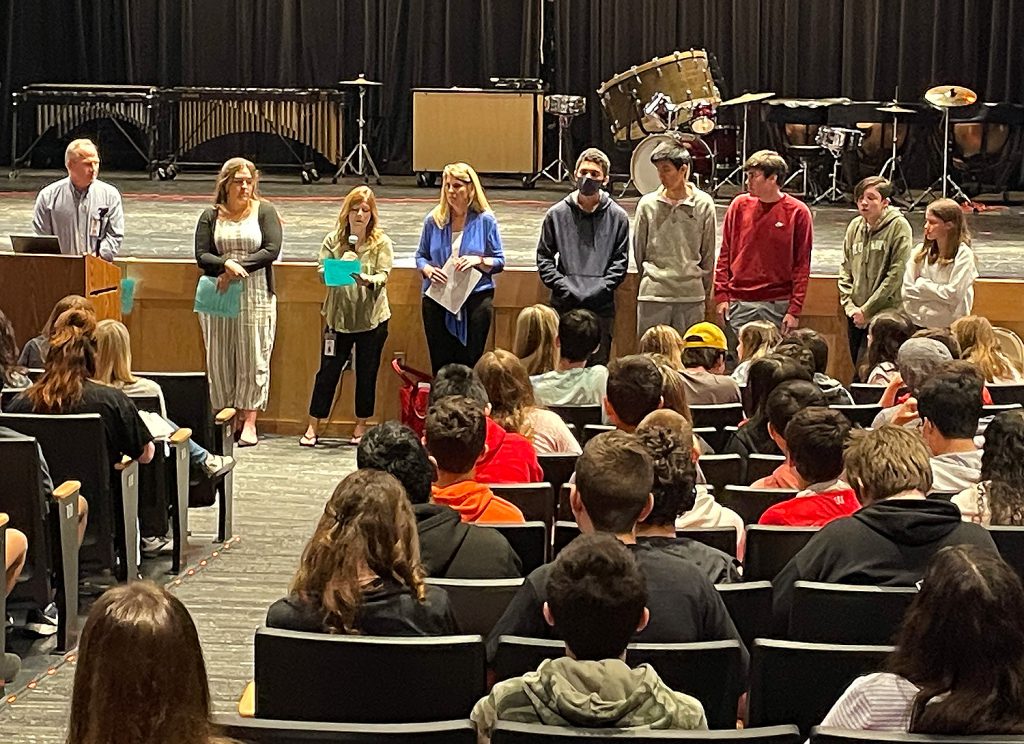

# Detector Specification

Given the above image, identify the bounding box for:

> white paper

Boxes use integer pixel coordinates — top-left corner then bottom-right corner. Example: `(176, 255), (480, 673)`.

(425, 255), (479, 315)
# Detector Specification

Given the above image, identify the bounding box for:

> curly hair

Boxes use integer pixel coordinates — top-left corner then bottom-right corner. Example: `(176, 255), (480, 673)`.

(635, 424), (697, 525)
(0, 309), (26, 386)
(356, 422), (434, 505)
(978, 410), (1024, 525)
(289, 470), (424, 634)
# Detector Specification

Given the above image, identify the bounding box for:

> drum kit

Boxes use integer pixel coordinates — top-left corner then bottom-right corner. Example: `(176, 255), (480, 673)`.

(812, 125), (865, 204)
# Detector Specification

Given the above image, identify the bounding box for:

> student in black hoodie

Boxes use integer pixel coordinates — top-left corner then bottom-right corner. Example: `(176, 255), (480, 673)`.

(771, 425), (997, 634)
(536, 147), (629, 365)
(357, 421), (521, 579)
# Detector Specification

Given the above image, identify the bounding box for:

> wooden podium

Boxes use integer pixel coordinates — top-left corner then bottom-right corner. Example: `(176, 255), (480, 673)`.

(0, 253), (121, 347)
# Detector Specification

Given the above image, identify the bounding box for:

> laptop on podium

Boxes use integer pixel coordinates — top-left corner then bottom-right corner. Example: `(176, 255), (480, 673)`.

(10, 235), (62, 254)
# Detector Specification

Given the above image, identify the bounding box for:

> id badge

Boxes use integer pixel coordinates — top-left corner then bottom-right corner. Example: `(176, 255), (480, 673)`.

(89, 216), (101, 238)
(323, 330), (336, 357)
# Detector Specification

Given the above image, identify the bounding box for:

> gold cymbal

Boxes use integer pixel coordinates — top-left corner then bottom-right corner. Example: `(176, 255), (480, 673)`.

(876, 104), (916, 114)
(338, 75), (382, 87)
(719, 91), (775, 107)
(925, 85), (978, 108)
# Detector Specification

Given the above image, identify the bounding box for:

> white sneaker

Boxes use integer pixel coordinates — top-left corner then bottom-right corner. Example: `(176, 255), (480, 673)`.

(24, 603), (58, 637)
(202, 453), (235, 477)
(141, 536), (172, 556)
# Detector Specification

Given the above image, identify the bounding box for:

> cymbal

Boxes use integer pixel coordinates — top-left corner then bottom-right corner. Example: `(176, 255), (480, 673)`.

(925, 85), (978, 108)
(719, 91), (775, 107)
(338, 75), (382, 87)
(876, 104), (916, 114)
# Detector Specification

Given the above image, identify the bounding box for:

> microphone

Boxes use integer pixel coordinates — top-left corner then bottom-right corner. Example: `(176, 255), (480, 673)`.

(348, 234), (358, 247)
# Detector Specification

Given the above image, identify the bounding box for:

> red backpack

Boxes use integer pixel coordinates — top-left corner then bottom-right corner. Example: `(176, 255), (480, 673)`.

(391, 358), (432, 437)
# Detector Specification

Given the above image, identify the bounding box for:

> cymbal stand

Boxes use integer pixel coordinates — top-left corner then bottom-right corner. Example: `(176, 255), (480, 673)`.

(909, 106), (972, 210)
(878, 112), (910, 202)
(812, 147), (851, 205)
(712, 101), (751, 196)
(334, 82), (381, 185)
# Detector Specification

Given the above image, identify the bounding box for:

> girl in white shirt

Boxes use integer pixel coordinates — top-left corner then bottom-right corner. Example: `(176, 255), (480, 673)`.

(902, 198), (978, 329)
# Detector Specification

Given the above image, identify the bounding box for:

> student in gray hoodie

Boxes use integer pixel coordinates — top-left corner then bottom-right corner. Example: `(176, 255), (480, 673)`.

(472, 534), (707, 742)
(838, 176), (913, 371)
(536, 148), (629, 366)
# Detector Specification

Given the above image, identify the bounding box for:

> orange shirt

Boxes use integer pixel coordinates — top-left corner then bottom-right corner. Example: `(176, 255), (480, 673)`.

(431, 480), (525, 524)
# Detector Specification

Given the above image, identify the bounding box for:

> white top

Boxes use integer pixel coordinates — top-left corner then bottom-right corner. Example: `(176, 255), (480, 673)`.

(528, 408), (582, 456)
(901, 245), (977, 329)
(867, 361), (899, 385)
(675, 485), (747, 559)
(530, 366), (609, 408)
(451, 230), (463, 258)
(215, 206), (270, 304)
(821, 672), (920, 731)
(953, 481), (991, 525)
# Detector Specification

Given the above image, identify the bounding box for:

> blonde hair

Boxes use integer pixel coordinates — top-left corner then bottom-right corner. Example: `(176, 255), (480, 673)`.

(513, 304), (560, 375)
(738, 320), (782, 362)
(951, 316), (1016, 383)
(844, 426), (932, 504)
(212, 156), (260, 210)
(332, 185), (382, 245)
(93, 319), (137, 387)
(916, 198), (971, 265)
(639, 325), (684, 370)
(430, 162), (491, 228)
(474, 349), (536, 441)
(65, 138), (97, 166)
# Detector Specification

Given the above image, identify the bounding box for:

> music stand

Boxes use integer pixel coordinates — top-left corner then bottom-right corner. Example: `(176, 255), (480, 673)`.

(333, 75), (382, 185)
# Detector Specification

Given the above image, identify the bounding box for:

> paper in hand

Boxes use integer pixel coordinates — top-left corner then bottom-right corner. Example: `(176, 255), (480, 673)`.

(425, 255), (479, 315)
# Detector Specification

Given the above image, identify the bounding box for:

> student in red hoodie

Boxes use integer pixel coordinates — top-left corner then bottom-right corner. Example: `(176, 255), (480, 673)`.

(425, 395), (526, 524)
(429, 363), (543, 484)
(758, 407), (859, 526)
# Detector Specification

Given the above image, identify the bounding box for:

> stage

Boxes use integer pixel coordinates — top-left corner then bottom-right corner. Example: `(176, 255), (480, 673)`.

(3, 170), (1024, 277)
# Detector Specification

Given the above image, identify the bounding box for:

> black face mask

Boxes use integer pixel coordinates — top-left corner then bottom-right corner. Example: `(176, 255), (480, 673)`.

(576, 175), (601, 196)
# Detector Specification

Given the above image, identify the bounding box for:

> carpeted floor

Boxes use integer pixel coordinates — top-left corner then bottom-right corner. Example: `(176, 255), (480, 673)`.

(0, 434), (358, 742)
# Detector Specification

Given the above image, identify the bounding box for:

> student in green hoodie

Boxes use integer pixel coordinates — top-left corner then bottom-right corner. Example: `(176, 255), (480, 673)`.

(838, 176), (913, 374)
(472, 533), (707, 742)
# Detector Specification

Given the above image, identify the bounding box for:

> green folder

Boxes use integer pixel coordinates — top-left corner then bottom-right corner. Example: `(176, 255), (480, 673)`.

(323, 258), (362, 286)
(194, 275), (242, 318)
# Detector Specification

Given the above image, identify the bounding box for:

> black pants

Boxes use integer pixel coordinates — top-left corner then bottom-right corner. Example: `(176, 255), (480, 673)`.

(422, 290), (494, 375)
(308, 321), (389, 419)
(847, 317), (868, 381)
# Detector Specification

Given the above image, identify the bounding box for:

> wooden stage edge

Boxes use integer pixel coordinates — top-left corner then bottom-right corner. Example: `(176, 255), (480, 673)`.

(117, 258), (1024, 436)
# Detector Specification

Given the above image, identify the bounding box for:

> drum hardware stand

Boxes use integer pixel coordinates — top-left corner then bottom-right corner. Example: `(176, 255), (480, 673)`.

(531, 112), (579, 185)
(813, 148), (852, 205)
(711, 92), (774, 197)
(334, 75), (382, 185)
(909, 84), (977, 211)
(876, 100), (913, 203)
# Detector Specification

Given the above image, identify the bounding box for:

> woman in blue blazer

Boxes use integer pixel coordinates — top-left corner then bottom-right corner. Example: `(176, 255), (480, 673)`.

(415, 162), (506, 374)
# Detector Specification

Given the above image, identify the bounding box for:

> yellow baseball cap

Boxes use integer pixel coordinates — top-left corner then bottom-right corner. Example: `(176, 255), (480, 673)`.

(683, 322), (728, 350)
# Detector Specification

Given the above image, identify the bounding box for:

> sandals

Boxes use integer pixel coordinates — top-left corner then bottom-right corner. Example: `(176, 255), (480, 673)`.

(299, 434), (319, 448)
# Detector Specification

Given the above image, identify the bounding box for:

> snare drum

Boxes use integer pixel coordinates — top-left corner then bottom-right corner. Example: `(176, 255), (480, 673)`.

(815, 125), (865, 152)
(544, 94), (586, 116)
(598, 50), (721, 143)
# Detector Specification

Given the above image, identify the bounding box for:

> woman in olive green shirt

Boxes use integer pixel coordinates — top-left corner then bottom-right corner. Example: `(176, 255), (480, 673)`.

(301, 186), (393, 446)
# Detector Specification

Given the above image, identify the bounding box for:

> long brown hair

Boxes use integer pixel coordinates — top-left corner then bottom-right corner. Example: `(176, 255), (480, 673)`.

(0, 309), (26, 385)
(639, 325), (684, 370)
(513, 304), (560, 375)
(648, 354), (692, 423)
(67, 582), (223, 744)
(889, 545), (1024, 734)
(289, 470), (424, 634)
(951, 315), (1015, 383)
(25, 308), (97, 413)
(978, 410), (1024, 525)
(475, 349), (537, 440)
(331, 185), (382, 245)
(212, 156), (260, 210)
(860, 310), (913, 381)
(915, 198), (971, 265)
(39, 294), (94, 339)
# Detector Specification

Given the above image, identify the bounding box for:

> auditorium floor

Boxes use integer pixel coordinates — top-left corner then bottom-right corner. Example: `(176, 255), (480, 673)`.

(3, 169), (1024, 277)
(0, 435), (358, 742)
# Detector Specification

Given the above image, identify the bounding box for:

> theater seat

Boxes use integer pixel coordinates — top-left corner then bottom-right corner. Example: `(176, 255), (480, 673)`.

(849, 384), (886, 405)
(744, 526), (818, 581)
(699, 454), (745, 494)
(491, 522), (548, 573)
(493, 723), (801, 743)
(720, 487), (797, 525)
(716, 581), (772, 651)
(745, 454), (786, 485)
(829, 404), (881, 428)
(424, 578), (524, 637)
(988, 526), (1024, 579)
(213, 714), (476, 743)
(811, 727), (1024, 744)
(789, 581), (917, 645)
(537, 454), (578, 502)
(489, 483), (555, 530)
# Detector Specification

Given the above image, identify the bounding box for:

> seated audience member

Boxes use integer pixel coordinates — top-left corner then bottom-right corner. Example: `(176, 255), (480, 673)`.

(771, 426), (996, 632)
(634, 421), (742, 582)
(912, 327), (961, 359)
(752, 379), (827, 489)
(475, 350), (580, 456)
(425, 396), (526, 524)
(2, 525), (28, 681)
(605, 354), (664, 433)
(725, 355), (812, 459)
(486, 430), (747, 665)
(951, 315), (1024, 383)
(758, 407), (858, 526)
(430, 364), (542, 484)
(472, 534), (708, 742)
(93, 319), (233, 478)
(680, 322), (742, 405)
(822, 546), (1024, 734)
(16, 294), (94, 369)
(66, 582), (234, 744)
(731, 320), (781, 385)
(513, 304), (560, 376)
(530, 308), (608, 408)
(639, 325), (685, 370)
(773, 336), (817, 378)
(955, 410), (1024, 525)
(267, 469), (457, 635)
(872, 338), (952, 428)
(789, 328), (854, 405)
(638, 410), (746, 557)
(860, 311), (913, 384)
(917, 369), (983, 493)
(649, 355), (693, 422)
(357, 421), (521, 578)
(0, 310), (31, 395)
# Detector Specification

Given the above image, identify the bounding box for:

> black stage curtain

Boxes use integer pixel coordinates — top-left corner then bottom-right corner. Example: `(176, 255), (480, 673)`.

(2, 0), (1022, 173)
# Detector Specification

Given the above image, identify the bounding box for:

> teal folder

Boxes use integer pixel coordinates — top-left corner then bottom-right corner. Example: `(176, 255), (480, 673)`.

(323, 258), (362, 287)
(193, 275), (242, 318)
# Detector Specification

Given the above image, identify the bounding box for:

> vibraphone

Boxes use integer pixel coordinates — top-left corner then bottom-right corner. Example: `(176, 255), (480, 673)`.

(9, 84), (348, 181)
(9, 83), (159, 178)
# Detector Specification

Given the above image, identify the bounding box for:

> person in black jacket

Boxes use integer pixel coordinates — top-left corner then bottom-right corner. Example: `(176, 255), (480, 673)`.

(357, 421), (520, 578)
(536, 147), (629, 366)
(771, 425), (998, 634)
(486, 430), (747, 674)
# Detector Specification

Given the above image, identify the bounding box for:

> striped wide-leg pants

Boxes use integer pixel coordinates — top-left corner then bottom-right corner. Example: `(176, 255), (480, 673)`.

(200, 293), (277, 411)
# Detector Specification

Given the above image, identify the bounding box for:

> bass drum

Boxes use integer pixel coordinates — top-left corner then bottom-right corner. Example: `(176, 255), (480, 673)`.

(630, 133), (715, 193)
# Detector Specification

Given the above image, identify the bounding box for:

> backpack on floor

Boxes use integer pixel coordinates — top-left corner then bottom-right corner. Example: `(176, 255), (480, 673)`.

(392, 358), (432, 437)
